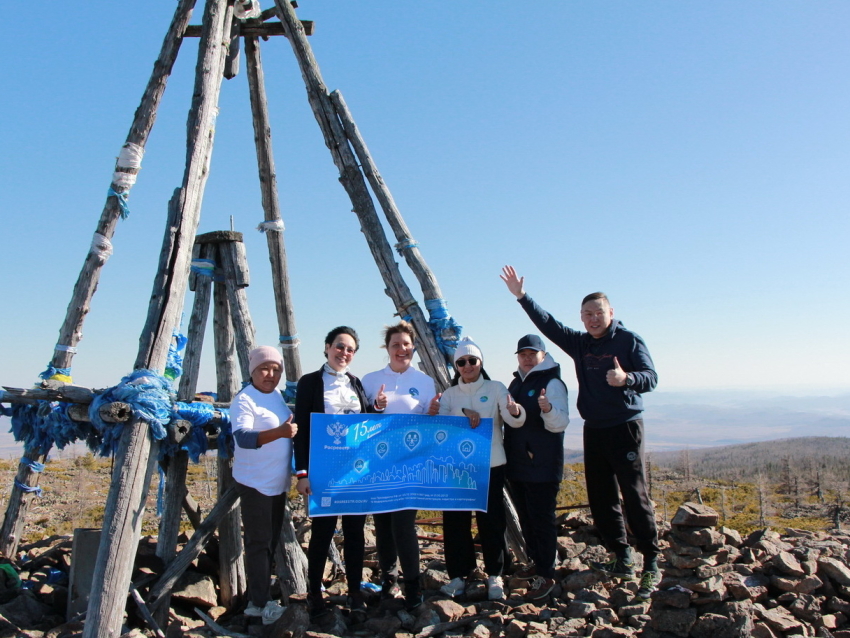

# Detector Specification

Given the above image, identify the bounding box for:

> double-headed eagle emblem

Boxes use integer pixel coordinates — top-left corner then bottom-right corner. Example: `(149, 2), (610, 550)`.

(327, 421), (349, 445)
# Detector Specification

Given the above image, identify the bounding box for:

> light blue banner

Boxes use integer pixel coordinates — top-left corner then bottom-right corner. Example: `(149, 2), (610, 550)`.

(307, 413), (492, 516)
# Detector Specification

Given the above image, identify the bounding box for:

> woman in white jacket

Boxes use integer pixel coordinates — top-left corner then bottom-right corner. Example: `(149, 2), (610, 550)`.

(429, 336), (525, 600)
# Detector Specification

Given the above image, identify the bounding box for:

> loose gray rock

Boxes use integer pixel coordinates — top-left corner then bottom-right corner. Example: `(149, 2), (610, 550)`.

(671, 503), (719, 528)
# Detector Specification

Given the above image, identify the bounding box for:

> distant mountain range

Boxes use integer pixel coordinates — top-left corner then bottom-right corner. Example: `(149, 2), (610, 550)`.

(562, 390), (850, 462)
(2, 389), (847, 463)
(650, 435), (850, 482)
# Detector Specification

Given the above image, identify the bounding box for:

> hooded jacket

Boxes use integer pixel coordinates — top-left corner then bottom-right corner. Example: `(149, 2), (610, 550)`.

(518, 294), (657, 428)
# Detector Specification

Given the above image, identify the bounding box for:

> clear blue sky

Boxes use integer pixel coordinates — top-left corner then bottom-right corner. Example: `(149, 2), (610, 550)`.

(1, 1), (848, 413)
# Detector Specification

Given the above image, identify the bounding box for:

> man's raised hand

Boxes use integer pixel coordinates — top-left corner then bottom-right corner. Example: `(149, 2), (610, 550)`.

(500, 265), (525, 299)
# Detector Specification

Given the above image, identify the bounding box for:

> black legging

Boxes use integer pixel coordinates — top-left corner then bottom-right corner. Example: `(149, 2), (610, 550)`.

(307, 514), (367, 596)
(374, 509), (420, 587)
(442, 464), (507, 578)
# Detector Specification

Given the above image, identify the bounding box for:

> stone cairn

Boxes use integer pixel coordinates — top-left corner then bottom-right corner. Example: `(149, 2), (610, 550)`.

(642, 502), (850, 638)
(1, 501), (849, 637)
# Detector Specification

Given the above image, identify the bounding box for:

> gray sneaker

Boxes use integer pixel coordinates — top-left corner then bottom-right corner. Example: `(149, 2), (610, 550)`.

(636, 570), (661, 600)
(261, 600), (285, 625)
(440, 577), (465, 597)
(590, 556), (637, 580)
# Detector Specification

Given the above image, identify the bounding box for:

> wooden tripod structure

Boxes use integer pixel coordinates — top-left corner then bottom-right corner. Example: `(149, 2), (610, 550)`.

(0, 1), (464, 635)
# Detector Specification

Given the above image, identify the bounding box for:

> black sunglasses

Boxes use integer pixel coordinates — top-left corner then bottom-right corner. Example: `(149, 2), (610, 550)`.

(455, 357), (479, 368)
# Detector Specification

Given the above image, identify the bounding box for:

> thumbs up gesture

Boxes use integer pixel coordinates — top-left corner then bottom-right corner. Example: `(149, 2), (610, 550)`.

(279, 414), (297, 438)
(374, 384), (388, 411)
(427, 393), (442, 416)
(538, 387), (551, 413)
(606, 357), (629, 387)
(506, 394), (521, 418)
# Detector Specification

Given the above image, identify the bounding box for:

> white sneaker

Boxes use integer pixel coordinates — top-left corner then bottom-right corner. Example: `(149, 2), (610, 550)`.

(261, 600), (285, 625)
(487, 575), (504, 600)
(244, 602), (263, 617)
(440, 577), (465, 597)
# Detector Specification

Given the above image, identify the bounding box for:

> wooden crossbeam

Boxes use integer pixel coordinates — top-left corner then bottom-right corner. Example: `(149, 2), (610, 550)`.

(184, 20), (313, 38)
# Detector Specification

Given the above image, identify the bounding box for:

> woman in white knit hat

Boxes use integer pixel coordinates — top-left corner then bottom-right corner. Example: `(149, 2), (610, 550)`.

(428, 336), (526, 600)
(231, 345), (298, 625)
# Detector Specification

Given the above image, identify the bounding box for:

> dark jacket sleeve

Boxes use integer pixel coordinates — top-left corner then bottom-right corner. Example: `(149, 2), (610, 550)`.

(518, 294), (583, 358)
(625, 331), (658, 393)
(293, 371), (375, 477)
(293, 371), (320, 476)
(350, 374), (376, 414)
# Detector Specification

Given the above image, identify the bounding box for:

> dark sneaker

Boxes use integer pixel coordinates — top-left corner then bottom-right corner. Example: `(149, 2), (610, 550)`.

(636, 570), (661, 600)
(402, 578), (423, 612)
(526, 576), (555, 601)
(590, 556), (637, 580)
(513, 563), (537, 580)
(381, 579), (401, 600)
(348, 594), (368, 624)
(404, 591), (424, 612)
(307, 593), (328, 620)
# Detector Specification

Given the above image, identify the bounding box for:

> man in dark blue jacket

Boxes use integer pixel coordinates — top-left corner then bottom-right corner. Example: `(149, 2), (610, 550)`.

(501, 265), (661, 600)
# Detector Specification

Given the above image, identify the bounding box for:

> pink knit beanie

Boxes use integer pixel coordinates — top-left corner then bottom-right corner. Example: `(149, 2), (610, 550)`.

(248, 345), (283, 375)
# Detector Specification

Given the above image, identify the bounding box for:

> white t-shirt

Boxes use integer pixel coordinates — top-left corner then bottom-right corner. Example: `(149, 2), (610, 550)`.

(231, 384), (293, 496)
(361, 365), (437, 415)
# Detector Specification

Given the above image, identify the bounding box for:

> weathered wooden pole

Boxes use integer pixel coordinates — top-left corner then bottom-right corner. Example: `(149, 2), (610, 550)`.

(0, 0), (198, 562)
(153, 242), (215, 628)
(273, 0), (451, 390)
(330, 90), (460, 379)
(83, 0), (231, 634)
(503, 486), (529, 565)
(244, 34), (303, 387)
(243, 33), (308, 597)
(210, 241), (249, 610)
(216, 235), (256, 379)
(147, 485), (240, 613)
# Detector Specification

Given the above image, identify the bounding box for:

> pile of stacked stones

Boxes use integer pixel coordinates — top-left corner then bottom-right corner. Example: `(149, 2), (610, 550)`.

(642, 502), (850, 638)
(2, 503), (850, 638)
(279, 503), (850, 638)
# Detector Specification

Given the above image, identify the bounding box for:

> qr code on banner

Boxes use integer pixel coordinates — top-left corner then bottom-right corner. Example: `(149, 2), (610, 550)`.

(322, 497), (331, 507)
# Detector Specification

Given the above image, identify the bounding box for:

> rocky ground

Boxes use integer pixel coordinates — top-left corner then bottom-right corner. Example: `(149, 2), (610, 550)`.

(0, 458), (849, 638)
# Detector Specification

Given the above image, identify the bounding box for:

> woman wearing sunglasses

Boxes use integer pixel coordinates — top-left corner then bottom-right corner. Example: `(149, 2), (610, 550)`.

(361, 320), (437, 611)
(293, 326), (388, 621)
(428, 336), (525, 600)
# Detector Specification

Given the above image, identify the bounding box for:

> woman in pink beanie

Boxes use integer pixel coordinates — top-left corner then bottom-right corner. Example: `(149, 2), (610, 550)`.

(231, 345), (297, 624)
